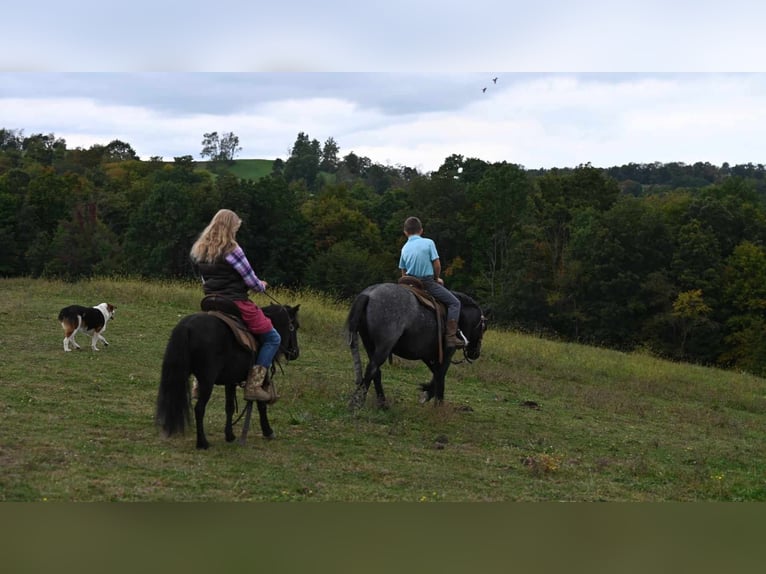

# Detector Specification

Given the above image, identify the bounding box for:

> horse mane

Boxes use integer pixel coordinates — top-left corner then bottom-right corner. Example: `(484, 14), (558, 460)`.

(452, 291), (480, 310)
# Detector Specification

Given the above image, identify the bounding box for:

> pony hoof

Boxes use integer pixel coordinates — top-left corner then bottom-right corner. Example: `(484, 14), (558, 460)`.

(263, 432), (276, 440)
(419, 391), (432, 404)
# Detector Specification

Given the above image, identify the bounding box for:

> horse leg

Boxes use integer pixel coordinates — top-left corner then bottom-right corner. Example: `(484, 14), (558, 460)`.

(350, 355), (386, 409)
(224, 384), (236, 443)
(372, 368), (388, 409)
(431, 351), (456, 404)
(420, 358), (453, 405)
(194, 382), (213, 449)
(257, 400), (275, 439)
(419, 361), (438, 404)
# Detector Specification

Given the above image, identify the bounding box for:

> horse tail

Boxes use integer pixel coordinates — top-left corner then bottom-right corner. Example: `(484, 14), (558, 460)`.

(155, 319), (192, 437)
(346, 292), (369, 385)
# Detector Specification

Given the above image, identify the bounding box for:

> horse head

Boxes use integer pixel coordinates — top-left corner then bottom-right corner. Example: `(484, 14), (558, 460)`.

(264, 304), (301, 361)
(456, 294), (488, 362)
(281, 304), (301, 361)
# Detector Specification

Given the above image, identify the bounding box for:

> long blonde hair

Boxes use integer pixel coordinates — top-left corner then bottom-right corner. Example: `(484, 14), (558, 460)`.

(190, 209), (242, 263)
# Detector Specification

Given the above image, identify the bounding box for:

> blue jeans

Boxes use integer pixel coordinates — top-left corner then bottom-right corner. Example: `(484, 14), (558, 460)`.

(420, 277), (461, 322)
(256, 327), (281, 367)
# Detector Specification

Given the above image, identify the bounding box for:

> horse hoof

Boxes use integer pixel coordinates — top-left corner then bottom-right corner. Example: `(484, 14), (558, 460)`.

(263, 432), (276, 440)
(196, 442), (209, 450)
(419, 391), (432, 404)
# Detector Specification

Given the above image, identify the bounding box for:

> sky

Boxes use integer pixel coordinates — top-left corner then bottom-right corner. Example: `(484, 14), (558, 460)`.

(2, 2), (766, 173)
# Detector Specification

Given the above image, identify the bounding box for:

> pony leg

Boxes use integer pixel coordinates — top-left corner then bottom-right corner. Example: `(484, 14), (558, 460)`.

(224, 384), (236, 442)
(194, 383), (213, 449)
(257, 400), (275, 439)
(419, 381), (434, 404)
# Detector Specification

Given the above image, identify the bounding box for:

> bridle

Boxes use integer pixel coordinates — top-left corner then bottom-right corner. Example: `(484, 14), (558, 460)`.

(454, 309), (488, 364)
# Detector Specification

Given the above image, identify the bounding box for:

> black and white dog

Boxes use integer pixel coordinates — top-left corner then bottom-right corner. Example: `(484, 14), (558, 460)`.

(58, 303), (116, 352)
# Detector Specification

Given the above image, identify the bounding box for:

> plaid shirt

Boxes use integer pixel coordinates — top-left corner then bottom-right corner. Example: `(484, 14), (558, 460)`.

(225, 246), (265, 292)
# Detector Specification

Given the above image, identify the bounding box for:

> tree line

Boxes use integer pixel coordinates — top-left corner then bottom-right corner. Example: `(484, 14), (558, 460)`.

(1, 127), (765, 376)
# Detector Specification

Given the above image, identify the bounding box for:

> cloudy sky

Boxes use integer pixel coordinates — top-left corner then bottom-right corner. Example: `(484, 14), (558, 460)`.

(3, 2), (766, 173)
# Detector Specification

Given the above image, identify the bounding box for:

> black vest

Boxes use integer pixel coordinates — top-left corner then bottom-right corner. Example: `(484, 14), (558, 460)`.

(196, 260), (248, 300)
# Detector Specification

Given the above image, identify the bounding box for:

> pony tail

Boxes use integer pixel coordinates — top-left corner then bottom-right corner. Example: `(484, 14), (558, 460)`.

(156, 320), (193, 436)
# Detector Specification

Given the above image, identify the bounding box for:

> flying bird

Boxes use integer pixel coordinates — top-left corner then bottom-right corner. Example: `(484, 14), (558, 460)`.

(492, 77), (498, 84)
(482, 87), (487, 93)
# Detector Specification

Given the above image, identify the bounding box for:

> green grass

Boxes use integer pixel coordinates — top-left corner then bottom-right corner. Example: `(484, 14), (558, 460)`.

(222, 158), (274, 180)
(1, 277), (765, 501)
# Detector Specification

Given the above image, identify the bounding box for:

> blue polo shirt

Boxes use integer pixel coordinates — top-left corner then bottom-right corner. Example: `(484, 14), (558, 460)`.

(399, 234), (439, 278)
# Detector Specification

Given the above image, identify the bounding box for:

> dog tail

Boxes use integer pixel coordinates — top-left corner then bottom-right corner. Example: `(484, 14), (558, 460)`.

(155, 318), (193, 437)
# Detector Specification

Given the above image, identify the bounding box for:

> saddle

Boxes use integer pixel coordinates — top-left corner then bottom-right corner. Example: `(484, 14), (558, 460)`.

(397, 276), (446, 316)
(200, 295), (259, 353)
(397, 276), (446, 362)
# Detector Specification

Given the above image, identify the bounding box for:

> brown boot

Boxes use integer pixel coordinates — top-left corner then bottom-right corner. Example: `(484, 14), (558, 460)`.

(244, 365), (271, 401)
(445, 319), (465, 349)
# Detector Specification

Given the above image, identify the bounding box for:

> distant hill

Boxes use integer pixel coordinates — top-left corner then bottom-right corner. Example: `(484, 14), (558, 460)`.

(197, 159), (275, 180)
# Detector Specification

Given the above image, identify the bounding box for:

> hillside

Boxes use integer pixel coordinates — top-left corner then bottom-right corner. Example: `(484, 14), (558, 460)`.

(197, 158), (275, 180)
(1, 277), (764, 501)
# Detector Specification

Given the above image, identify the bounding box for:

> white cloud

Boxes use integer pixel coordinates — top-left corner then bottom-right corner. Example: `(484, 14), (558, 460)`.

(1, 73), (765, 171)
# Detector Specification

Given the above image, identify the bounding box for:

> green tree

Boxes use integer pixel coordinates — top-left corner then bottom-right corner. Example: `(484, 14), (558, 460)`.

(22, 133), (66, 166)
(124, 175), (216, 277)
(103, 139), (139, 162)
(567, 196), (673, 347)
(200, 131), (241, 163)
(284, 132), (321, 189)
(671, 289), (713, 357)
(300, 185), (382, 253)
(465, 162), (532, 307)
(44, 203), (123, 278)
(719, 241), (766, 374)
(305, 240), (388, 299)
(320, 137), (340, 173)
(244, 175), (314, 287)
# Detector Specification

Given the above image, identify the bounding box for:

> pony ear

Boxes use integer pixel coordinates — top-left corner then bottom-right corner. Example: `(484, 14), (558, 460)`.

(292, 304), (301, 313)
(482, 306), (492, 319)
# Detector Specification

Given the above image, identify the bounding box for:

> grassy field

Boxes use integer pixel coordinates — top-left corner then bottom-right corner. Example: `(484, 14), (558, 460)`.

(197, 159), (274, 181)
(1, 277), (765, 501)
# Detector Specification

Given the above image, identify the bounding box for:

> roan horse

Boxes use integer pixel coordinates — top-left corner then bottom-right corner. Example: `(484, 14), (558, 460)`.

(346, 283), (487, 408)
(155, 303), (300, 449)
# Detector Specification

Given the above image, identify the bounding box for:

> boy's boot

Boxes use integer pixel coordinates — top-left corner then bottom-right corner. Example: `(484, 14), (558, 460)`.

(244, 365), (271, 401)
(445, 319), (465, 349)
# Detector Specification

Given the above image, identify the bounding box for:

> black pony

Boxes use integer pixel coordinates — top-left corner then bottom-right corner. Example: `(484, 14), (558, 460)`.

(155, 303), (300, 449)
(346, 283), (487, 408)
